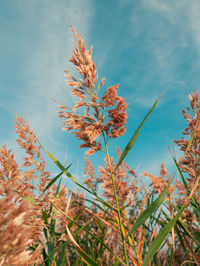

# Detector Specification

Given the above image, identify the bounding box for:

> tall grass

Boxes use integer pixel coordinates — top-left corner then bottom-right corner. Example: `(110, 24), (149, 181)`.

(0, 26), (200, 265)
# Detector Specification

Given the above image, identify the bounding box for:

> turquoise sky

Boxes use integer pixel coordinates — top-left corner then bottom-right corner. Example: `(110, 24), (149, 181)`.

(1, 0), (199, 188)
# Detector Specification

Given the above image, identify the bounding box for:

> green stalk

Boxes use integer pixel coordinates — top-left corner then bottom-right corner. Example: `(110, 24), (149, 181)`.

(103, 134), (129, 265)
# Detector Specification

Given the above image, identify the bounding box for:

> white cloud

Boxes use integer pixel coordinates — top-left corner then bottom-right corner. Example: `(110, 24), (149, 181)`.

(0, 0), (94, 174)
(120, 0), (200, 110)
(22, 0), (93, 143)
(143, 0), (200, 56)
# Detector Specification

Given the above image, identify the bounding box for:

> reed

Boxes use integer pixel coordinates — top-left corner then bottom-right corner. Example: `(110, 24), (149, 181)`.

(0, 26), (200, 265)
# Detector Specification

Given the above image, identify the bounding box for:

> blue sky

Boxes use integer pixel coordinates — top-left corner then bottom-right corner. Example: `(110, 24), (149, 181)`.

(1, 0), (200, 188)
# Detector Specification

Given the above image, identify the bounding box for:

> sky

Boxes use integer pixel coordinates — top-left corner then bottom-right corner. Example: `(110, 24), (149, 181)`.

(1, 0), (200, 190)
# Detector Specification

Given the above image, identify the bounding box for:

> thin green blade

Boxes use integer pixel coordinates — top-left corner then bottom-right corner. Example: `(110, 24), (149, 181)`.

(185, 129), (195, 154)
(115, 96), (161, 172)
(142, 203), (186, 266)
(34, 133), (118, 212)
(52, 203), (125, 265)
(74, 246), (99, 266)
(43, 163), (72, 192)
(128, 179), (173, 237)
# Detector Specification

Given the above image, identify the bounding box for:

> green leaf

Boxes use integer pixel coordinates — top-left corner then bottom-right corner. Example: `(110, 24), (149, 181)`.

(76, 248), (98, 266)
(34, 135), (118, 212)
(56, 243), (67, 266)
(185, 128), (195, 154)
(43, 163), (72, 192)
(175, 224), (189, 259)
(176, 220), (200, 249)
(170, 151), (200, 212)
(128, 179), (173, 237)
(115, 94), (162, 172)
(66, 225), (99, 266)
(171, 153), (188, 189)
(50, 217), (56, 236)
(24, 195), (39, 205)
(56, 176), (63, 197)
(67, 210), (85, 229)
(42, 247), (49, 266)
(169, 129), (198, 198)
(169, 248), (174, 266)
(14, 190), (39, 205)
(142, 203), (187, 266)
(194, 231), (200, 243)
(52, 204), (125, 265)
(42, 209), (48, 225)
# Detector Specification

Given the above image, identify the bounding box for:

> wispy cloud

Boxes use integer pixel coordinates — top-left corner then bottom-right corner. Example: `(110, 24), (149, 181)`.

(20, 0), (93, 143)
(0, 0), (93, 159)
(119, 0), (200, 109)
(1, 1), (198, 182)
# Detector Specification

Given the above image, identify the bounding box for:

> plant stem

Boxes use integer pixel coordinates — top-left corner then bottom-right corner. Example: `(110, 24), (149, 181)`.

(103, 134), (129, 265)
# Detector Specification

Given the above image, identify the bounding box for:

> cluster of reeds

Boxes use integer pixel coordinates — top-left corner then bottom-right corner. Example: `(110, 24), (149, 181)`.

(0, 26), (200, 265)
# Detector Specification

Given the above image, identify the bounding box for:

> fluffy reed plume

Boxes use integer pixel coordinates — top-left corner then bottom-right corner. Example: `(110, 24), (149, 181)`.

(83, 148), (138, 208)
(143, 162), (174, 201)
(58, 25), (127, 155)
(173, 90), (200, 263)
(15, 116), (89, 259)
(0, 116), (59, 265)
(173, 91), (200, 224)
(174, 90), (200, 195)
(0, 145), (42, 265)
(83, 157), (97, 191)
(97, 147), (138, 210)
(0, 116), (85, 265)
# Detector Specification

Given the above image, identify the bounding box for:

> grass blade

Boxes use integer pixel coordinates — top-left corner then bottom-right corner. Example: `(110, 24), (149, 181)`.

(53, 154), (116, 211)
(51, 201), (126, 265)
(115, 91), (164, 173)
(142, 174), (200, 265)
(142, 203), (186, 266)
(169, 248), (174, 266)
(185, 128), (195, 154)
(128, 179), (173, 237)
(14, 190), (39, 205)
(66, 225), (99, 266)
(175, 224), (190, 259)
(176, 220), (200, 249)
(56, 243), (67, 266)
(142, 204), (186, 266)
(32, 131), (118, 213)
(43, 163), (72, 192)
(169, 148), (200, 211)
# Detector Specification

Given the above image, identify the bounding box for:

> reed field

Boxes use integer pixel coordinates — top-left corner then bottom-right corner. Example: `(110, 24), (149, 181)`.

(0, 26), (200, 266)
